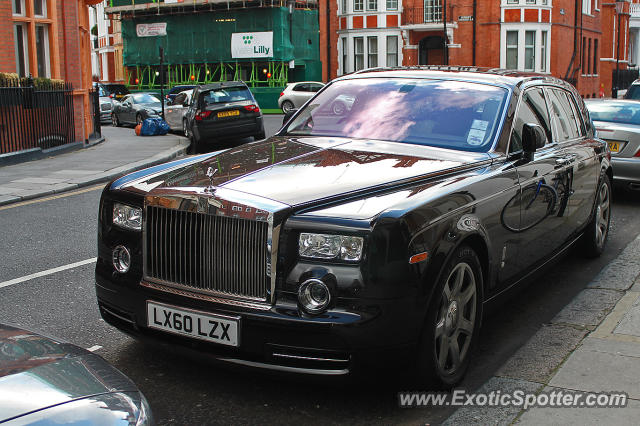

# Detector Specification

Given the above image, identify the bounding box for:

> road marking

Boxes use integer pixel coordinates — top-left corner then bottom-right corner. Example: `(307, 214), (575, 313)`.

(0, 257), (97, 289)
(0, 184), (104, 211)
(86, 345), (103, 352)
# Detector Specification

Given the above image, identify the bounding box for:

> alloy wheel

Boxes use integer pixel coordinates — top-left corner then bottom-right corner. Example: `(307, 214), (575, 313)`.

(595, 180), (610, 248)
(281, 101), (294, 114)
(434, 262), (477, 376)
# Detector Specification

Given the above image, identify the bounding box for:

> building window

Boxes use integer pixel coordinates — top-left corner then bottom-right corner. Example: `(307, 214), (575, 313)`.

(506, 31), (518, 70)
(342, 37), (348, 74)
(526, 0), (535, 4)
(354, 37), (364, 71)
(12, 0), (25, 15)
(593, 39), (598, 75)
(387, 36), (398, 66)
(506, 0), (519, 4)
(35, 24), (50, 78)
(386, 0), (397, 11)
(342, 0), (347, 13)
(14, 24), (28, 77)
(368, 36), (378, 68)
(367, 0), (377, 11)
(587, 38), (592, 74)
(34, 0), (46, 17)
(424, 0), (442, 23)
(524, 31), (535, 71)
(354, 0), (363, 12)
(582, 0), (591, 15)
(540, 31), (547, 72)
(582, 36), (587, 74)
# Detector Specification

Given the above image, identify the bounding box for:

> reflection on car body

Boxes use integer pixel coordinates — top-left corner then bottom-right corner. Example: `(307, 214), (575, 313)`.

(96, 68), (611, 389)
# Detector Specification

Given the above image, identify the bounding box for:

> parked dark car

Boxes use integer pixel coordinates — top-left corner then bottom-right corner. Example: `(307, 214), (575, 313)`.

(183, 81), (265, 153)
(96, 82), (130, 100)
(95, 68), (611, 388)
(586, 99), (640, 189)
(164, 89), (193, 135)
(0, 323), (152, 424)
(165, 85), (196, 103)
(112, 92), (163, 127)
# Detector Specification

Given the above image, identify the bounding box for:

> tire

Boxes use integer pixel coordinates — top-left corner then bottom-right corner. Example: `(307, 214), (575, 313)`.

(112, 113), (120, 127)
(190, 135), (205, 154)
(581, 173), (612, 258)
(281, 100), (294, 114)
(254, 130), (266, 141)
(416, 245), (483, 389)
(136, 114), (143, 126)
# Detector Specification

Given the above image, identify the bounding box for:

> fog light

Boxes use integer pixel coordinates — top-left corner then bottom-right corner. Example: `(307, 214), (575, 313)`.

(298, 279), (331, 314)
(112, 245), (131, 273)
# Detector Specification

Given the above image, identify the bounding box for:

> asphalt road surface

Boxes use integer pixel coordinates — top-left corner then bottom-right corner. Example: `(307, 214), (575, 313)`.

(1, 130), (640, 424)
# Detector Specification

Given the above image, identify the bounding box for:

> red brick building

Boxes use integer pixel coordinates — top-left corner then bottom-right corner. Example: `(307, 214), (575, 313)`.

(321, 0), (638, 98)
(1, 0), (94, 142)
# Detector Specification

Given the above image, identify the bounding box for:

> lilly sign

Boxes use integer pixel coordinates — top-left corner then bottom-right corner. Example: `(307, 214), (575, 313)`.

(231, 32), (274, 58)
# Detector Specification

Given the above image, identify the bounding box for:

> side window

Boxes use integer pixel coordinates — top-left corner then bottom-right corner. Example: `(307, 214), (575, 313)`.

(546, 88), (581, 142)
(309, 84), (323, 92)
(174, 93), (185, 105)
(293, 83), (307, 92)
(510, 88), (551, 153)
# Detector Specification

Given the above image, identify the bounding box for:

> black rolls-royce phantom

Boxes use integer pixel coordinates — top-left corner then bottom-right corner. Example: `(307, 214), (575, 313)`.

(96, 68), (611, 388)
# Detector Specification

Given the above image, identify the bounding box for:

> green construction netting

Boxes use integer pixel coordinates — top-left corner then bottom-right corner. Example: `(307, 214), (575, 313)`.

(121, 8), (319, 66)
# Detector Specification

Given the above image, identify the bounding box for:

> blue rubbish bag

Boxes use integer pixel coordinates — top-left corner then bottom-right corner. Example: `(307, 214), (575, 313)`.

(140, 118), (170, 136)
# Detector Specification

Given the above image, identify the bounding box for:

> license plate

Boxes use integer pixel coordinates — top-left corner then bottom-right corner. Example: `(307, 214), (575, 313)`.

(146, 301), (239, 347)
(608, 141), (621, 153)
(217, 110), (240, 118)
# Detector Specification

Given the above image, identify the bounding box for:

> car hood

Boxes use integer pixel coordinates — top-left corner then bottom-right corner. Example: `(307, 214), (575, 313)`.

(112, 136), (492, 207)
(0, 324), (138, 422)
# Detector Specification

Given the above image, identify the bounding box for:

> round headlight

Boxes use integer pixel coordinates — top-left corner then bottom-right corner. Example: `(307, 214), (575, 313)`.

(298, 279), (331, 314)
(112, 245), (131, 273)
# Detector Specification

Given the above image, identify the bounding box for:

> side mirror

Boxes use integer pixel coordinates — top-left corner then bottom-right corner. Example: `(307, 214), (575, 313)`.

(282, 108), (298, 126)
(522, 123), (546, 161)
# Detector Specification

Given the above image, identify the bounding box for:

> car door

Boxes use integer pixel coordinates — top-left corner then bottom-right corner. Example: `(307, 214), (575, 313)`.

(165, 93), (185, 129)
(291, 83), (310, 107)
(121, 96), (135, 124)
(545, 87), (599, 235)
(510, 87), (574, 271)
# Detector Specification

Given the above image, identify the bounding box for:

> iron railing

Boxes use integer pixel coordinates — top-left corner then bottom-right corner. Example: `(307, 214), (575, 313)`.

(613, 68), (639, 91)
(403, 2), (443, 25)
(89, 89), (102, 141)
(0, 76), (75, 154)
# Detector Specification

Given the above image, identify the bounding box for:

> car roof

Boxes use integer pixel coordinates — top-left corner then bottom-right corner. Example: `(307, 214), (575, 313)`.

(196, 81), (248, 91)
(585, 99), (640, 106)
(334, 66), (571, 90)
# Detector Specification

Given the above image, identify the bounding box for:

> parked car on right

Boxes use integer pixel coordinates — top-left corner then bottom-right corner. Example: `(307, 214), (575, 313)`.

(586, 98), (640, 189)
(164, 85), (196, 103)
(164, 89), (193, 135)
(278, 81), (324, 113)
(623, 79), (640, 100)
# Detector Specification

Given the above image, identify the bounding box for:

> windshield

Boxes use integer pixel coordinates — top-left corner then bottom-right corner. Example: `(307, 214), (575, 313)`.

(282, 78), (508, 152)
(625, 84), (640, 100)
(132, 93), (161, 104)
(202, 87), (253, 107)
(587, 102), (640, 125)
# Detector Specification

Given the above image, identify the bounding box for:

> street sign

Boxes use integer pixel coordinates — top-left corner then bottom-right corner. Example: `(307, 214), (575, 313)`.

(458, 15), (474, 21)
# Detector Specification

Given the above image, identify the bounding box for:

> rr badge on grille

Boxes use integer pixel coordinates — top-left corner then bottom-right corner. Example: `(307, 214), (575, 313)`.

(205, 166), (217, 194)
(197, 196), (207, 213)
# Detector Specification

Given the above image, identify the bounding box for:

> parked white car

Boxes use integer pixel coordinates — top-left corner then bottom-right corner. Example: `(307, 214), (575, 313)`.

(278, 81), (324, 113)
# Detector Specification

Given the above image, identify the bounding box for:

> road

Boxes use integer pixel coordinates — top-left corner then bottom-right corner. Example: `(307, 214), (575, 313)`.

(1, 122), (639, 424)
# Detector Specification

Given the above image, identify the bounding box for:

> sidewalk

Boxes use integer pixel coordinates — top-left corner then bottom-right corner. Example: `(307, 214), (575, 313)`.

(444, 234), (640, 425)
(0, 126), (189, 206)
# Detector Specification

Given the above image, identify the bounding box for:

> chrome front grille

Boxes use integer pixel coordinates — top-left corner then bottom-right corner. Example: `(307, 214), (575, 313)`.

(144, 206), (269, 301)
(100, 103), (112, 111)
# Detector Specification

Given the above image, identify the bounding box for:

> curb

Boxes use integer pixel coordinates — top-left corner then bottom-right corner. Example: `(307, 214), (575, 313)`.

(0, 138), (189, 207)
(442, 233), (640, 424)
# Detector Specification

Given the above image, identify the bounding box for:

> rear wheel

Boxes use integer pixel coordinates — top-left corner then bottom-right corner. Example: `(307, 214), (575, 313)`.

(416, 245), (483, 389)
(136, 114), (143, 126)
(254, 130), (266, 141)
(281, 100), (294, 114)
(581, 173), (611, 257)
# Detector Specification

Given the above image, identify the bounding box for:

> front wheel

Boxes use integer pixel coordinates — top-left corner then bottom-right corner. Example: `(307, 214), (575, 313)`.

(416, 245), (483, 389)
(581, 173), (611, 257)
(112, 113), (120, 127)
(281, 100), (294, 114)
(136, 114), (143, 126)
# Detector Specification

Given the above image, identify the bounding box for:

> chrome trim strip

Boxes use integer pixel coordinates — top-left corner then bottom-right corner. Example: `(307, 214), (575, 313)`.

(271, 353), (350, 363)
(217, 358), (350, 376)
(141, 280), (272, 311)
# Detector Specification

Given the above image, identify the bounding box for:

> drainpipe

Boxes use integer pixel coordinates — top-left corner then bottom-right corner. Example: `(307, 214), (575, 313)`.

(443, 0), (448, 65)
(564, 0), (579, 81)
(326, 0), (331, 80)
(472, 0), (477, 65)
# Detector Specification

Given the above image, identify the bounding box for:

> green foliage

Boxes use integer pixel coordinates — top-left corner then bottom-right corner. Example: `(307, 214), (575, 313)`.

(0, 72), (68, 90)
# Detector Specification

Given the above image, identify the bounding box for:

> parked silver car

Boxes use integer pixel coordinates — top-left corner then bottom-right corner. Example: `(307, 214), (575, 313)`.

(164, 89), (193, 135)
(586, 99), (640, 189)
(99, 96), (113, 124)
(278, 81), (324, 113)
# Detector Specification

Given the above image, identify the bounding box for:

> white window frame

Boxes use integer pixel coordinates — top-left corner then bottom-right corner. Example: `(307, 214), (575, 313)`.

(34, 0), (47, 18)
(35, 24), (51, 78)
(341, 37), (348, 75)
(386, 0), (398, 11)
(342, 0), (348, 14)
(524, 30), (536, 72)
(386, 35), (398, 67)
(367, 36), (378, 68)
(582, 0), (591, 15)
(354, 0), (363, 12)
(12, 0), (25, 16)
(354, 37), (364, 71)
(367, 0), (377, 11)
(500, 25), (551, 73)
(14, 23), (29, 77)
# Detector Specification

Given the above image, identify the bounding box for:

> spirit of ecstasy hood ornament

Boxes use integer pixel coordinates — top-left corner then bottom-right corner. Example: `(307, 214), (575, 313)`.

(205, 166), (217, 193)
